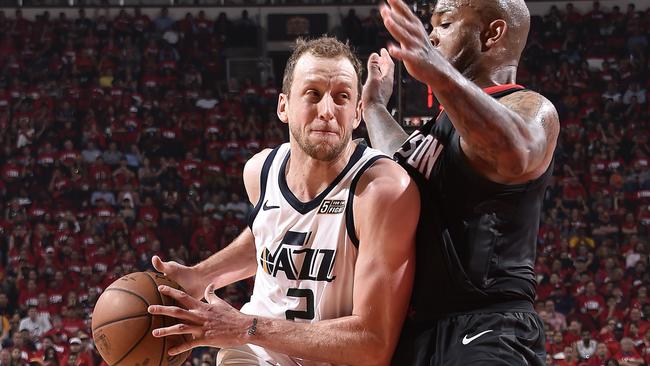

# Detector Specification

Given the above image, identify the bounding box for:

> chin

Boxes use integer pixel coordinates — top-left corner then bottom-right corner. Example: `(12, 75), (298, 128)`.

(304, 142), (344, 162)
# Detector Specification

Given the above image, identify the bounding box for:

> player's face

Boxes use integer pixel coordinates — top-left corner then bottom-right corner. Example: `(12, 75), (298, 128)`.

(278, 54), (361, 161)
(429, 1), (484, 75)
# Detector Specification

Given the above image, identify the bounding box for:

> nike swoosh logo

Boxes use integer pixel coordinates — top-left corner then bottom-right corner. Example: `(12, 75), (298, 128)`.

(461, 330), (493, 345)
(262, 200), (280, 211)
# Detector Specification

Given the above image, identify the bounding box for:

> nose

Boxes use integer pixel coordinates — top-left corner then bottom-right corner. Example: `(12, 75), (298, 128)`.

(429, 30), (439, 47)
(318, 93), (336, 121)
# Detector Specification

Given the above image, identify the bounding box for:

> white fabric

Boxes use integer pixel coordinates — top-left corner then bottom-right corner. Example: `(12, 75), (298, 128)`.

(221, 143), (384, 366)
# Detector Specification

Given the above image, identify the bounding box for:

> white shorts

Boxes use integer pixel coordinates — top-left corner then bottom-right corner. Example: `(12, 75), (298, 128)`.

(216, 344), (333, 366)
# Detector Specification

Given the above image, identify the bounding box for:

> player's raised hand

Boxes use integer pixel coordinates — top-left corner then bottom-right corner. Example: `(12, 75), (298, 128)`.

(149, 284), (246, 355)
(152, 256), (204, 299)
(380, 0), (437, 84)
(362, 48), (395, 109)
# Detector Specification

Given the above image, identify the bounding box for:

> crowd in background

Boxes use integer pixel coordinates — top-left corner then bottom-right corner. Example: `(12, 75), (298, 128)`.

(0, 2), (648, 366)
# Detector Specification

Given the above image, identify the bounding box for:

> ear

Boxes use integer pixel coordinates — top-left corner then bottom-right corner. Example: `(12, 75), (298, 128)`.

(353, 99), (362, 129)
(484, 19), (507, 49)
(277, 93), (289, 124)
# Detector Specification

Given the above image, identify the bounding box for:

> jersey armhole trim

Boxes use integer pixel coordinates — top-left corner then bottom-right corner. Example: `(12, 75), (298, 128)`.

(247, 146), (282, 230)
(345, 155), (390, 249)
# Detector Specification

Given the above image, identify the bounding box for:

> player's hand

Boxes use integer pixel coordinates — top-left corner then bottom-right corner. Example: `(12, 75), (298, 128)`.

(380, 0), (438, 85)
(148, 284), (246, 354)
(152, 256), (204, 299)
(362, 48), (395, 110)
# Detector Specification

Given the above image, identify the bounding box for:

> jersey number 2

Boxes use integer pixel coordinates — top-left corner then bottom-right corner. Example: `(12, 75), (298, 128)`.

(285, 288), (315, 320)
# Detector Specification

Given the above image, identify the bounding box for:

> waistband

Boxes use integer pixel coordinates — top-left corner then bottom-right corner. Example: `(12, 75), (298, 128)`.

(445, 299), (535, 317)
(406, 299), (535, 327)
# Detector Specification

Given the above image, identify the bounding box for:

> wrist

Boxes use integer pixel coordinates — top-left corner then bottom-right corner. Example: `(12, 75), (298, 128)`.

(362, 102), (389, 117)
(240, 314), (258, 344)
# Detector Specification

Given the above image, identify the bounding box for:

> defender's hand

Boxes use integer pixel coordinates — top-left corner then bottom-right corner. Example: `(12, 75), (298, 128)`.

(380, 0), (438, 85)
(362, 48), (395, 110)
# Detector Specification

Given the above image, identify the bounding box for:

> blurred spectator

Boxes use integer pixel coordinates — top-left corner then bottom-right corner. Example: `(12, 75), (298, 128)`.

(0, 3), (647, 366)
(18, 305), (51, 340)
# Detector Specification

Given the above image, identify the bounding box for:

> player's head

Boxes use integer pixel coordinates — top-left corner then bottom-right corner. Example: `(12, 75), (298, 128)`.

(278, 37), (363, 161)
(428, 0), (530, 78)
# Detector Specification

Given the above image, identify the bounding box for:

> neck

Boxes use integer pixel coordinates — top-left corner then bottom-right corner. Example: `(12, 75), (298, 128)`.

(466, 64), (518, 89)
(285, 141), (355, 202)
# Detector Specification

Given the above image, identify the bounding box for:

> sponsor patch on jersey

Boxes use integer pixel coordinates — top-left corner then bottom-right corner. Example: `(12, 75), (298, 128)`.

(317, 200), (346, 214)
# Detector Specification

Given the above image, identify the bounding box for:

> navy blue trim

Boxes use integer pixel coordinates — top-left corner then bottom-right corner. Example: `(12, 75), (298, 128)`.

(279, 144), (366, 215)
(247, 146), (282, 229)
(345, 155), (390, 249)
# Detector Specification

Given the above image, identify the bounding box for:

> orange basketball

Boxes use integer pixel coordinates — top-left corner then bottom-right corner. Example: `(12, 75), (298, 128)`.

(91, 272), (191, 366)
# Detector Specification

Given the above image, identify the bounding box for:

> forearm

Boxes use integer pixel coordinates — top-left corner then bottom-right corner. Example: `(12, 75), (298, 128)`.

(244, 315), (390, 366)
(363, 104), (409, 155)
(426, 62), (530, 152)
(195, 230), (257, 290)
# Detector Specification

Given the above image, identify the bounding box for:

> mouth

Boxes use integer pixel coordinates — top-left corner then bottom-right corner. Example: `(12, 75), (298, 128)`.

(310, 129), (339, 137)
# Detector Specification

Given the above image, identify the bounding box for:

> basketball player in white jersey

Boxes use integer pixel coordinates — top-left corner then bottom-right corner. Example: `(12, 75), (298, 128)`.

(147, 37), (420, 366)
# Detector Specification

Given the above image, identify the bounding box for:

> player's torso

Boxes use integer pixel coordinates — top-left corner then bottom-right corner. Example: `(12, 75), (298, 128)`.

(395, 86), (553, 317)
(243, 143), (385, 322)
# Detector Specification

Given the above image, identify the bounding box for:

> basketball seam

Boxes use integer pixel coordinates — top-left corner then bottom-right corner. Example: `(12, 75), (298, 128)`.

(93, 313), (150, 331)
(109, 311), (152, 366)
(105, 279), (153, 366)
(101, 287), (151, 307)
(142, 272), (167, 366)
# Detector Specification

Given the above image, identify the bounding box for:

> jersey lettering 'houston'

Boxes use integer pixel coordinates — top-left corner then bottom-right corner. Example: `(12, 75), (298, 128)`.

(243, 143), (386, 323)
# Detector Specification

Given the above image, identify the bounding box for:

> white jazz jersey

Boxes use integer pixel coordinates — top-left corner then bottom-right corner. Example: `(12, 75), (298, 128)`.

(243, 143), (386, 320)
(234, 143), (385, 366)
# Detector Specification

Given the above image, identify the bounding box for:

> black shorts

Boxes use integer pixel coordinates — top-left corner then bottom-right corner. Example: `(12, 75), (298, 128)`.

(392, 310), (546, 365)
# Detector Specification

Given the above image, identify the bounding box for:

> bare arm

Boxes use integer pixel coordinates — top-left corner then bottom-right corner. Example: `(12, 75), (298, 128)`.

(362, 48), (409, 155)
(240, 160), (418, 365)
(380, 0), (559, 183)
(430, 76), (558, 182)
(150, 160), (420, 366)
(151, 149), (271, 298)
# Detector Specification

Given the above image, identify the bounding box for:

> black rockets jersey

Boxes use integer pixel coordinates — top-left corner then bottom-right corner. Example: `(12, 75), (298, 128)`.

(394, 84), (554, 321)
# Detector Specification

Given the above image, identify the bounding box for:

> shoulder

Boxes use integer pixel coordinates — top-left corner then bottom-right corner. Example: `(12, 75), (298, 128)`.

(243, 148), (274, 205)
(354, 158), (419, 211)
(499, 90), (559, 131)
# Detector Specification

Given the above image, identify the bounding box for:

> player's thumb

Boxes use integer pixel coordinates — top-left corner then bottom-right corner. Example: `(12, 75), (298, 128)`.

(204, 284), (218, 304)
(151, 255), (168, 274)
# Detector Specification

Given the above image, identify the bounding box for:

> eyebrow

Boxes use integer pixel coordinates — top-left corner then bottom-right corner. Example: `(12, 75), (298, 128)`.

(433, 8), (453, 15)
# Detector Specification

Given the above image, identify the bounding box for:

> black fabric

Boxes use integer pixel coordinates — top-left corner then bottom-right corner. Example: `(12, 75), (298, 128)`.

(393, 86), (553, 321)
(392, 310), (546, 366)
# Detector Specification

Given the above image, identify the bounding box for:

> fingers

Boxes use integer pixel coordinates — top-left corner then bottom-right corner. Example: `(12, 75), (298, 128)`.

(152, 323), (202, 338)
(156, 285), (200, 311)
(386, 0), (419, 21)
(368, 49), (395, 78)
(387, 43), (406, 61)
(380, 2), (428, 47)
(148, 304), (201, 323)
(367, 53), (382, 76)
(379, 48), (395, 73)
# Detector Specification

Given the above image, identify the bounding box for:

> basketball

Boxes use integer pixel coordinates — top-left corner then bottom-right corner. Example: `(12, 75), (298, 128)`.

(91, 272), (192, 366)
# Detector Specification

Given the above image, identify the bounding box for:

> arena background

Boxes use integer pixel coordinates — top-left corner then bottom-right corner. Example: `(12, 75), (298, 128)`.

(0, 0), (649, 365)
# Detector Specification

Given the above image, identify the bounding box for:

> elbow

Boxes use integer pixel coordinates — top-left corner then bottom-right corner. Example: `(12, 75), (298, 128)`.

(497, 146), (531, 178)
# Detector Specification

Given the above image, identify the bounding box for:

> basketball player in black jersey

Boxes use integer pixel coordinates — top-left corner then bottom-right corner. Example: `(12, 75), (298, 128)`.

(362, 0), (559, 365)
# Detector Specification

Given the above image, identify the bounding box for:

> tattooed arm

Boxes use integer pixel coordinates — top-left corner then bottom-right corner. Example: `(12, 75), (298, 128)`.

(437, 84), (559, 184)
(377, 0), (560, 184)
